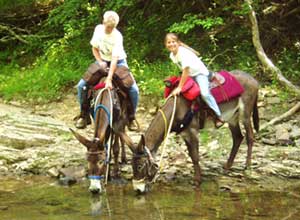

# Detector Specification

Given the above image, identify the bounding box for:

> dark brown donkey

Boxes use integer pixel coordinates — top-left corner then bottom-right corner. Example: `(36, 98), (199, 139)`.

(70, 86), (131, 193)
(127, 70), (259, 193)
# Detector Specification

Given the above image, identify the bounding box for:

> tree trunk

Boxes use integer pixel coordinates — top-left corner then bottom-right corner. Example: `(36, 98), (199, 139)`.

(245, 0), (300, 97)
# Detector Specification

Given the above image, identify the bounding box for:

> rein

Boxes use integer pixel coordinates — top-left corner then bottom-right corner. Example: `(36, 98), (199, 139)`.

(93, 88), (113, 185)
(151, 94), (177, 183)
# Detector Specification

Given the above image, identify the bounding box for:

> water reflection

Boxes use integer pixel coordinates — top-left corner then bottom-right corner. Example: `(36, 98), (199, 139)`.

(0, 177), (299, 220)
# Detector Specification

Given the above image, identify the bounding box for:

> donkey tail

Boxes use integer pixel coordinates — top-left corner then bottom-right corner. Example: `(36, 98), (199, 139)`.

(252, 95), (259, 132)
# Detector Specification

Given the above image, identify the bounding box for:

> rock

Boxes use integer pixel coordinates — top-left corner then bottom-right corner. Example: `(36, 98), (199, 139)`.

(0, 206), (8, 210)
(275, 125), (291, 145)
(58, 176), (77, 186)
(267, 97), (281, 104)
(47, 167), (60, 177)
(290, 126), (300, 140)
(262, 138), (276, 145)
(208, 140), (220, 150)
(149, 107), (157, 115)
(59, 165), (86, 179)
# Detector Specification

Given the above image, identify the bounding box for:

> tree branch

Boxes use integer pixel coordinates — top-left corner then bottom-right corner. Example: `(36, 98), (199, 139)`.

(0, 24), (29, 44)
(260, 102), (300, 130)
(245, 0), (300, 97)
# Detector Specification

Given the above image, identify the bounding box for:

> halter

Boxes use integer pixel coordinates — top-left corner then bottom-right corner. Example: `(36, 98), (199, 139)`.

(132, 146), (158, 183)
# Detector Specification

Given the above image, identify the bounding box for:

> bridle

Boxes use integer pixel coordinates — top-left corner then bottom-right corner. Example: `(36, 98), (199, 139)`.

(132, 146), (158, 183)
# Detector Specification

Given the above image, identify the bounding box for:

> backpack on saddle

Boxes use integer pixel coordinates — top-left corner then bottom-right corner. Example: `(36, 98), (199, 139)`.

(83, 63), (134, 89)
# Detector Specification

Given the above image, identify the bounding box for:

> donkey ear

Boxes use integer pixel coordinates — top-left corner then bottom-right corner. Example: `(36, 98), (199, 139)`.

(70, 128), (93, 149)
(119, 132), (136, 153)
(137, 134), (146, 153)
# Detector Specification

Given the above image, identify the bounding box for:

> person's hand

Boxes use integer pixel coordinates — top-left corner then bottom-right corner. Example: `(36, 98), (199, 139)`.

(105, 78), (113, 89)
(171, 87), (181, 96)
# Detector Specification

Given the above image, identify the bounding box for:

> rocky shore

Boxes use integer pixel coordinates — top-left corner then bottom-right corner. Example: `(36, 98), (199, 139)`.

(0, 88), (299, 191)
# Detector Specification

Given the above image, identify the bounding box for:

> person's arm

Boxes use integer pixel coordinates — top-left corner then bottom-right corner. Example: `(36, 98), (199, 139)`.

(172, 67), (189, 96)
(105, 56), (118, 89)
(92, 47), (107, 69)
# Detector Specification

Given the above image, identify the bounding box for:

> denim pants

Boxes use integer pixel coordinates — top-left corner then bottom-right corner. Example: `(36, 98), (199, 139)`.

(77, 59), (139, 114)
(193, 74), (221, 117)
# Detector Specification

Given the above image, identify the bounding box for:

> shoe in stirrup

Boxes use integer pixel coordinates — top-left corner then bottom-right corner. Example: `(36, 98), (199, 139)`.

(128, 117), (140, 131)
(215, 117), (225, 129)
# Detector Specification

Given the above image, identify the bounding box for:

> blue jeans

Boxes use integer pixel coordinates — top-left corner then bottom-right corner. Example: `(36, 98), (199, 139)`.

(77, 59), (139, 114)
(193, 74), (221, 117)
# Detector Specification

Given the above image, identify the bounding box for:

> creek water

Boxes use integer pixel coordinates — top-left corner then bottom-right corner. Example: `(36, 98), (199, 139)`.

(0, 176), (299, 220)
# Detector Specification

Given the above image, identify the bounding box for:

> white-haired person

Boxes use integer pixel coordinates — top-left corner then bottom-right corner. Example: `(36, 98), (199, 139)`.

(76, 11), (139, 129)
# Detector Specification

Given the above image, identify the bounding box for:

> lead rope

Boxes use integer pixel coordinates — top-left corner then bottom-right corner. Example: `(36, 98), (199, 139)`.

(94, 88), (113, 185)
(105, 89), (113, 185)
(151, 94), (177, 183)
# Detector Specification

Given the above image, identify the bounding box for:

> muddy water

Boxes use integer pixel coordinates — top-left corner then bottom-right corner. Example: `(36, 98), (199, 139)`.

(0, 176), (299, 220)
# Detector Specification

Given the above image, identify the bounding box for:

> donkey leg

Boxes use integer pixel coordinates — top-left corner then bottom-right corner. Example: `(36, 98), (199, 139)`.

(112, 135), (120, 178)
(182, 130), (201, 186)
(243, 120), (254, 169)
(224, 123), (244, 170)
(120, 137), (127, 164)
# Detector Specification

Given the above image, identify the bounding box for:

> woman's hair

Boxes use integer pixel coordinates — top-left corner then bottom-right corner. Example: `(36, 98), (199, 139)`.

(164, 33), (200, 56)
(103, 11), (119, 28)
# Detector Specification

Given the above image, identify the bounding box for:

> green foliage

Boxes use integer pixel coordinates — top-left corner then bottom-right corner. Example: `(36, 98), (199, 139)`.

(129, 59), (177, 97)
(276, 47), (300, 86)
(168, 14), (224, 34)
(0, 0), (35, 10)
(0, 0), (299, 103)
(101, 0), (135, 11)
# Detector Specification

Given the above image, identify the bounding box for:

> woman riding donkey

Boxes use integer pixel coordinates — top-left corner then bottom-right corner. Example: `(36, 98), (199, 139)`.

(75, 11), (139, 130)
(164, 33), (224, 128)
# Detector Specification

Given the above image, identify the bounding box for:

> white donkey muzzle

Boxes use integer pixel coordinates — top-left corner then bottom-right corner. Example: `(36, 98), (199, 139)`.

(132, 178), (147, 193)
(89, 176), (103, 193)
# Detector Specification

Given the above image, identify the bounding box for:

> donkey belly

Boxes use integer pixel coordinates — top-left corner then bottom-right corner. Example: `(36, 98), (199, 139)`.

(219, 97), (240, 122)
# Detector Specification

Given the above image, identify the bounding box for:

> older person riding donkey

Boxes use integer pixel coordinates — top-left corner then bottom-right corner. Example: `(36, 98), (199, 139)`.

(75, 10), (139, 131)
(71, 11), (140, 193)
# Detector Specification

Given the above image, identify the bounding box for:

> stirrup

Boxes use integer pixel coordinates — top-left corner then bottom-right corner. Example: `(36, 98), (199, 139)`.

(215, 118), (225, 129)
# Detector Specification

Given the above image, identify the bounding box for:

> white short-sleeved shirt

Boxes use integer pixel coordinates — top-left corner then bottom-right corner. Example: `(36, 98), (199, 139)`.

(170, 46), (209, 77)
(90, 24), (127, 61)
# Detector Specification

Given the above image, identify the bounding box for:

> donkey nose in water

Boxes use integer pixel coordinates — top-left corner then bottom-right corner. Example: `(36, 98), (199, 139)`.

(132, 179), (147, 193)
(89, 179), (102, 194)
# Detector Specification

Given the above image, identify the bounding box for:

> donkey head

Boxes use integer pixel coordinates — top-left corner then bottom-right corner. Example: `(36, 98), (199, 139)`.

(129, 135), (158, 193)
(70, 128), (106, 193)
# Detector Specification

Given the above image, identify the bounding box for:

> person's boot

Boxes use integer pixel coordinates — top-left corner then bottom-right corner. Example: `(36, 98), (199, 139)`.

(215, 117), (225, 128)
(75, 85), (91, 129)
(75, 111), (91, 129)
(127, 107), (140, 131)
(75, 117), (87, 129)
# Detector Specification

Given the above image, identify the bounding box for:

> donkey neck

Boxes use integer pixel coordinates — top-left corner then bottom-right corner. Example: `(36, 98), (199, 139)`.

(144, 98), (176, 154)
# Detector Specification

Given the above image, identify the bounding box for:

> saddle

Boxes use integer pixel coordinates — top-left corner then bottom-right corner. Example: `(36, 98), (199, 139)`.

(165, 70), (244, 133)
(164, 70), (244, 104)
